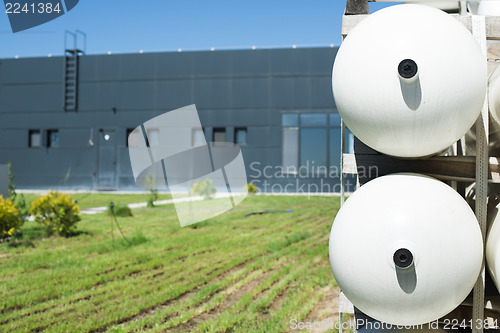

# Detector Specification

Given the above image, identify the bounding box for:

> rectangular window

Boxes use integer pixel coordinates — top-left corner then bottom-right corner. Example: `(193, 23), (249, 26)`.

(47, 129), (59, 147)
(29, 130), (41, 148)
(192, 128), (205, 147)
(282, 113), (299, 127)
(300, 128), (327, 175)
(282, 128), (298, 172)
(234, 127), (247, 145)
(300, 113), (327, 127)
(213, 128), (226, 143)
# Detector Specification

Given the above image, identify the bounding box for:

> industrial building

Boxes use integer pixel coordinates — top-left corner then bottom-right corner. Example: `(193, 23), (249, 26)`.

(0, 46), (355, 192)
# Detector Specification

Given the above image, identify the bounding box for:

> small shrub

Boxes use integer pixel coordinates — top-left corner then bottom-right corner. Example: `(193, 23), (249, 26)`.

(14, 193), (29, 220)
(0, 195), (22, 239)
(144, 173), (159, 208)
(147, 190), (158, 208)
(245, 183), (258, 195)
(29, 191), (81, 237)
(8, 162), (16, 202)
(107, 202), (133, 217)
(191, 178), (216, 199)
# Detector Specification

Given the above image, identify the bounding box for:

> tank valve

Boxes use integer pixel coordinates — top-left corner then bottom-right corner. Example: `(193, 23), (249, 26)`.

(398, 59), (418, 80)
(394, 248), (414, 268)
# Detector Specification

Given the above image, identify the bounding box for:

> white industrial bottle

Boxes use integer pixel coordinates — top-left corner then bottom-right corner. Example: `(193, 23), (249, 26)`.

(329, 174), (483, 325)
(332, 4), (487, 157)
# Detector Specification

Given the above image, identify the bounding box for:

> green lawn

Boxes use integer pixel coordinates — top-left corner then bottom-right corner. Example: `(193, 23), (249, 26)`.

(0, 195), (339, 332)
(19, 192), (174, 210)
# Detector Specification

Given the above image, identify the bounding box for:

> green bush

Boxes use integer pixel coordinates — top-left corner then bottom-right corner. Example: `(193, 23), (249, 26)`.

(0, 195), (22, 239)
(245, 183), (258, 195)
(8, 162), (16, 202)
(29, 191), (81, 237)
(6, 162), (29, 221)
(147, 190), (158, 208)
(14, 193), (29, 220)
(144, 173), (159, 208)
(191, 178), (216, 199)
(107, 202), (133, 217)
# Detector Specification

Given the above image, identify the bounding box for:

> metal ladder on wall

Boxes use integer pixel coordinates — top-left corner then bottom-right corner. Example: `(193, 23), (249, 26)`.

(63, 30), (86, 112)
(63, 51), (79, 111)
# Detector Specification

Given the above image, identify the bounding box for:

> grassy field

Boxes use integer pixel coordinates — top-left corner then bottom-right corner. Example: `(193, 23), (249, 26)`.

(0, 195), (340, 332)
(19, 192), (174, 210)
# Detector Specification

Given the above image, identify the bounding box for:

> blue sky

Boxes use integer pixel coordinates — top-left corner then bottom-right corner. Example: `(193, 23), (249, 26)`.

(0, 1), (398, 59)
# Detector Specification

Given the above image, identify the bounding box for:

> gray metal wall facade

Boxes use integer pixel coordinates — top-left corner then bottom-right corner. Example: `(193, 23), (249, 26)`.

(0, 47), (351, 192)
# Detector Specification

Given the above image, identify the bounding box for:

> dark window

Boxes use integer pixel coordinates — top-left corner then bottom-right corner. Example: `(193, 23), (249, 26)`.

(282, 113), (343, 175)
(235, 128), (247, 145)
(213, 128), (226, 143)
(300, 128), (327, 175)
(282, 114), (298, 127)
(29, 130), (41, 148)
(283, 128), (298, 171)
(47, 129), (59, 147)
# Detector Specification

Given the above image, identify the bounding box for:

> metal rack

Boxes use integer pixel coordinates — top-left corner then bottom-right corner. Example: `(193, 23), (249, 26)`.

(338, 1), (500, 331)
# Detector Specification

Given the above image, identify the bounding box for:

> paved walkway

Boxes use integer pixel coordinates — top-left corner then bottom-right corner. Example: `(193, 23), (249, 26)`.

(80, 193), (236, 215)
(19, 190), (345, 216)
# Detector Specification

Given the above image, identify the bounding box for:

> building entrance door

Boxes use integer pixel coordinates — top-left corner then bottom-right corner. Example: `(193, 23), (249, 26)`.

(97, 129), (117, 189)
